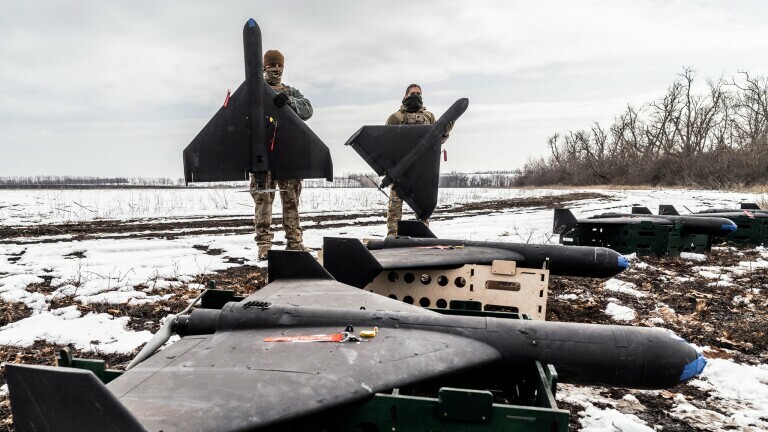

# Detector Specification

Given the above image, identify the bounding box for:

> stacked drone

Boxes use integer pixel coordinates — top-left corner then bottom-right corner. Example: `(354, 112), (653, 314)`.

(554, 202), (767, 257)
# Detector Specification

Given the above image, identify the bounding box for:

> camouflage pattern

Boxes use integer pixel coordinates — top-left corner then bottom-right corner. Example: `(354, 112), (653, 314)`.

(386, 188), (431, 237)
(250, 173), (305, 258)
(386, 105), (451, 143)
(264, 68), (283, 86)
(384, 105), (444, 237)
(385, 188), (403, 238)
(251, 72), (312, 257)
(386, 105), (436, 126)
(269, 82), (313, 120)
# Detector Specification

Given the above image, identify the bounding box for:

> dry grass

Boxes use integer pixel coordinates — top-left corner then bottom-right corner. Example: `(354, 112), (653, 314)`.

(758, 196), (768, 209)
(722, 184), (768, 194)
(511, 184), (699, 191)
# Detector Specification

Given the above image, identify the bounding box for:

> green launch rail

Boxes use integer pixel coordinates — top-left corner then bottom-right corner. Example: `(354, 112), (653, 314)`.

(560, 219), (713, 256)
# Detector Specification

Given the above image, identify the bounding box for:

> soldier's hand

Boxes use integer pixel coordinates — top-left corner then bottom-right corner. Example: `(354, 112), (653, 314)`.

(274, 92), (290, 107)
(442, 120), (454, 138)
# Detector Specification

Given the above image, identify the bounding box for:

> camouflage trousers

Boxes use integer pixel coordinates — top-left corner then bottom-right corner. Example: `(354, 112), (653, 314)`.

(386, 187), (427, 237)
(250, 172), (303, 248)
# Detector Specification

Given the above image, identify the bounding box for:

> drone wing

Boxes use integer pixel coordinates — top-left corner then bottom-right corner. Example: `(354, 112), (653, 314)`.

(347, 124), (439, 219)
(8, 265), (499, 432)
(182, 81), (332, 183)
(346, 98), (468, 220)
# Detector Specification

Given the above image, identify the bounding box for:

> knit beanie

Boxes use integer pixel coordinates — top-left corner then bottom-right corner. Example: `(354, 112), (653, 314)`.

(264, 49), (285, 65)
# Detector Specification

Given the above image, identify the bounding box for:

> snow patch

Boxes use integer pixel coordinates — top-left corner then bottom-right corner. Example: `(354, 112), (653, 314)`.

(695, 266), (733, 281)
(605, 302), (636, 321)
(739, 259), (768, 269)
(604, 279), (647, 297)
(0, 306), (152, 354)
(680, 252), (707, 261)
(688, 358), (768, 430)
(632, 260), (652, 269)
(579, 405), (654, 432)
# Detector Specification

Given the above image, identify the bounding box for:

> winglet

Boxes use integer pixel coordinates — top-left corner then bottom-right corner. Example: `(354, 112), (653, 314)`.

(323, 237), (383, 288)
(7, 364), (145, 432)
(631, 206), (653, 215)
(659, 205), (679, 215)
(397, 220), (438, 238)
(267, 250), (334, 282)
(553, 208), (578, 234)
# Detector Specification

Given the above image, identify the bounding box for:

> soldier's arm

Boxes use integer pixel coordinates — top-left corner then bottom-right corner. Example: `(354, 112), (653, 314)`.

(441, 120), (453, 144)
(425, 112), (451, 144)
(286, 86), (313, 121)
(386, 114), (401, 125)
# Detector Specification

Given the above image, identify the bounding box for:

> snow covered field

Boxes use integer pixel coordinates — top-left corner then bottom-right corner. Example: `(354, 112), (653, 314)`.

(1, 187), (767, 430)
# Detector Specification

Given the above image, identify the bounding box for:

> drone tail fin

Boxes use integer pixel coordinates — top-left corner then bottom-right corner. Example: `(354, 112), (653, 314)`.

(553, 208), (578, 234)
(6, 364), (145, 432)
(267, 250), (334, 282)
(659, 205), (680, 215)
(322, 237), (383, 288)
(397, 220), (438, 238)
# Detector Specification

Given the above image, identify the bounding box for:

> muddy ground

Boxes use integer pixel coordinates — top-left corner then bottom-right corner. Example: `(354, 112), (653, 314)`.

(0, 192), (607, 243)
(1, 191), (766, 431)
(548, 248), (768, 430)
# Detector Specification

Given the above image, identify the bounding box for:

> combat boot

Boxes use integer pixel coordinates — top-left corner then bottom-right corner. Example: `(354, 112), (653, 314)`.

(258, 245), (271, 261)
(286, 242), (311, 252)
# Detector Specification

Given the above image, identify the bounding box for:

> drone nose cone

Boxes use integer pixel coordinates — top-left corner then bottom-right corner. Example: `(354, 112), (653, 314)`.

(247, 18), (256, 28)
(617, 255), (630, 270)
(722, 221), (738, 232)
(679, 351), (708, 382)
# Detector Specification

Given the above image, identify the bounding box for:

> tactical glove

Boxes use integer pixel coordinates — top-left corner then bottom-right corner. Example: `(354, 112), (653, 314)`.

(274, 92), (290, 107)
(441, 120), (454, 143)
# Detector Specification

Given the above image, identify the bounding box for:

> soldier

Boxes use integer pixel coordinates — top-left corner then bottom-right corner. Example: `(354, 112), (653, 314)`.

(384, 84), (452, 237)
(250, 49), (313, 260)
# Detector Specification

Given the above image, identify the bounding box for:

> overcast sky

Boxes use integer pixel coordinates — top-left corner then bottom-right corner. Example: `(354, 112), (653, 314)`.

(1, 1), (767, 179)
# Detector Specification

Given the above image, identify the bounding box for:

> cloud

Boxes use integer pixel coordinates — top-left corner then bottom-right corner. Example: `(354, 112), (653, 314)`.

(1, 0), (767, 176)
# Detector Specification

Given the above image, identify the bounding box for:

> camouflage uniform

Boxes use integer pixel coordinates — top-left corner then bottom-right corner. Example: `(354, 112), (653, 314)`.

(267, 83), (313, 120)
(384, 105), (451, 237)
(251, 82), (312, 258)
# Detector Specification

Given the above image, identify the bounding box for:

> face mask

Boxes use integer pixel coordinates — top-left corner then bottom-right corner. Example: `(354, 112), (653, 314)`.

(264, 66), (283, 86)
(402, 94), (423, 113)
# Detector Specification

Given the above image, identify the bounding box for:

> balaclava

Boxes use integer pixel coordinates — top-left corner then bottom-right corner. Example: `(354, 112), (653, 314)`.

(263, 49), (285, 86)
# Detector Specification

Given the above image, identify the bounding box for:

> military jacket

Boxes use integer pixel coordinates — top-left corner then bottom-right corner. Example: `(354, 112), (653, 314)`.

(386, 105), (451, 142)
(386, 105), (436, 125)
(270, 83), (313, 121)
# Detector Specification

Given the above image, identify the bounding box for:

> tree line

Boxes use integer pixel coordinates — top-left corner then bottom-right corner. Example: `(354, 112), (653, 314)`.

(1, 172), (519, 189)
(0, 176), (180, 188)
(439, 171), (518, 188)
(516, 69), (768, 187)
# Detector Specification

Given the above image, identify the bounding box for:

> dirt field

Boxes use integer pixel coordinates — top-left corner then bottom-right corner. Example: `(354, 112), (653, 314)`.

(0, 192), (607, 243)
(548, 248), (768, 430)
(1, 191), (766, 431)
